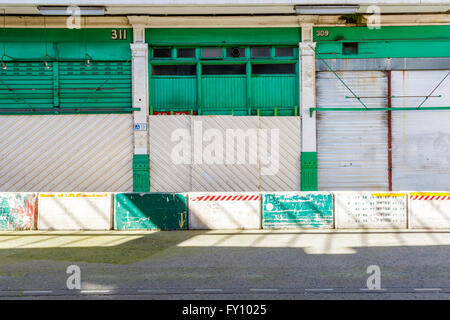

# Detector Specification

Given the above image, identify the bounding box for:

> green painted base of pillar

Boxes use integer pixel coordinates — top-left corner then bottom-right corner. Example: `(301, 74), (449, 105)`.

(133, 154), (150, 192)
(301, 152), (318, 191)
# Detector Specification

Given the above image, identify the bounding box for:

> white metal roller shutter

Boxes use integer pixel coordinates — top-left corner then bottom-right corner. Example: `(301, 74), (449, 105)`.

(391, 70), (450, 190)
(0, 114), (133, 192)
(316, 71), (389, 190)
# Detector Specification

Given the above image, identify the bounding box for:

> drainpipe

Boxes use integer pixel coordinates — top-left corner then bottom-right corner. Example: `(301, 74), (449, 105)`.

(387, 70), (393, 191)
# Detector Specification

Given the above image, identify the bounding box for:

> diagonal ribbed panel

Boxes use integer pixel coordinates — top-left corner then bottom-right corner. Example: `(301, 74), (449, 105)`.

(316, 71), (389, 190)
(259, 117), (300, 191)
(149, 115), (191, 192)
(148, 116), (302, 192)
(0, 114), (133, 192)
(191, 116), (260, 191)
(391, 70), (450, 190)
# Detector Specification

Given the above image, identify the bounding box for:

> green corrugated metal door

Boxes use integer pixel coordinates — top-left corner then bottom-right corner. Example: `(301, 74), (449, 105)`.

(201, 75), (247, 115)
(151, 76), (197, 112)
(251, 75), (297, 116)
(0, 62), (54, 112)
(59, 61), (132, 111)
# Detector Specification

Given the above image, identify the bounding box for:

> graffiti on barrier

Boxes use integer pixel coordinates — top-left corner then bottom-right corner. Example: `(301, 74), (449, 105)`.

(0, 193), (36, 230)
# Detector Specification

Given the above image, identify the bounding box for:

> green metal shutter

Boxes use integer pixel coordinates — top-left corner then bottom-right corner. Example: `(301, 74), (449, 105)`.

(59, 61), (132, 111)
(0, 62), (54, 112)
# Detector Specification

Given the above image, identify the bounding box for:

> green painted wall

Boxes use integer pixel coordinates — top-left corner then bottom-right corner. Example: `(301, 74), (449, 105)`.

(147, 28), (301, 46)
(0, 28), (132, 61)
(262, 193), (333, 229)
(115, 193), (188, 230)
(314, 26), (450, 59)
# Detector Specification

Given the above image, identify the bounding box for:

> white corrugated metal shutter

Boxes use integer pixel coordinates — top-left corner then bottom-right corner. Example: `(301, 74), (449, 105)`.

(0, 114), (133, 192)
(316, 71), (389, 190)
(149, 115), (191, 192)
(259, 117), (300, 191)
(391, 70), (450, 190)
(191, 116), (260, 191)
(148, 115), (301, 192)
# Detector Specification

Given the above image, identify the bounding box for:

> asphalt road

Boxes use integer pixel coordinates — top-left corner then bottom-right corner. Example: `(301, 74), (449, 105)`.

(0, 229), (449, 300)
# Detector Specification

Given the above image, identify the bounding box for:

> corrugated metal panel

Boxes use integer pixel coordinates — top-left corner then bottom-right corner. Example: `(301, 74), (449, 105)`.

(201, 76), (247, 114)
(149, 115), (191, 192)
(0, 114), (133, 191)
(251, 75), (297, 109)
(151, 76), (197, 111)
(316, 71), (389, 190)
(0, 62), (53, 110)
(148, 115), (301, 192)
(59, 61), (132, 110)
(391, 70), (450, 190)
(191, 116), (260, 191)
(259, 117), (300, 191)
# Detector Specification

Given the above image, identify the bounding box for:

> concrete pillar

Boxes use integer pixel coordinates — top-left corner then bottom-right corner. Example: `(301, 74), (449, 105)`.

(299, 24), (318, 191)
(130, 23), (150, 191)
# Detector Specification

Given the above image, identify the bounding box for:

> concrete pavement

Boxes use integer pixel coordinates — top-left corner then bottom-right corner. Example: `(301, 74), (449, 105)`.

(0, 230), (449, 299)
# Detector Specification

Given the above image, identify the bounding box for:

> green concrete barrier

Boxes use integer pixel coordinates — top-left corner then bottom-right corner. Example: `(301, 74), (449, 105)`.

(114, 193), (188, 230)
(262, 192), (333, 229)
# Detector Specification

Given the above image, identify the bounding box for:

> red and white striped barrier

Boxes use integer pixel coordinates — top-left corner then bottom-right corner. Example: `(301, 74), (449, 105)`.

(409, 192), (450, 229)
(410, 194), (450, 201)
(188, 192), (261, 229)
(190, 194), (261, 202)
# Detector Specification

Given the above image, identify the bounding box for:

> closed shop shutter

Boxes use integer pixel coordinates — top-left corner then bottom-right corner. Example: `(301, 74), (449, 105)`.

(148, 115), (301, 192)
(391, 70), (450, 190)
(0, 62), (53, 111)
(316, 71), (389, 190)
(59, 61), (132, 111)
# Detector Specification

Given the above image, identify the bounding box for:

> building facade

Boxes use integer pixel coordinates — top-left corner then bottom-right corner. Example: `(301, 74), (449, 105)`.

(0, 1), (449, 192)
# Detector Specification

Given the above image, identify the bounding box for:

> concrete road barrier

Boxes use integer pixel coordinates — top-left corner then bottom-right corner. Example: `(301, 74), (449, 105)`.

(115, 193), (188, 230)
(0, 193), (36, 230)
(38, 193), (113, 230)
(262, 192), (333, 229)
(189, 192), (261, 229)
(335, 192), (407, 229)
(409, 192), (450, 229)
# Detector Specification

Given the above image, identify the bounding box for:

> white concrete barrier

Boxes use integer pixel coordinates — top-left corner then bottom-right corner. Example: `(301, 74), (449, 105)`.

(38, 193), (113, 230)
(409, 192), (450, 229)
(188, 192), (261, 229)
(335, 192), (407, 228)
